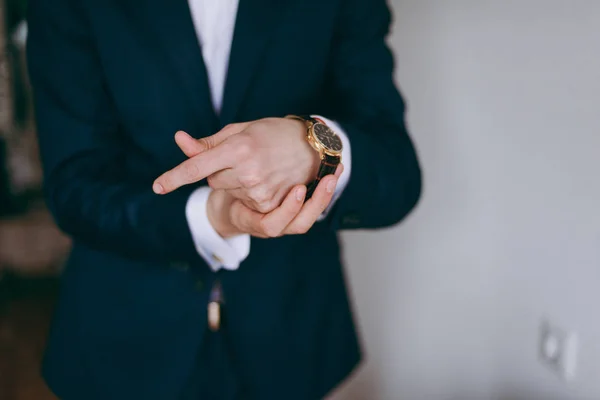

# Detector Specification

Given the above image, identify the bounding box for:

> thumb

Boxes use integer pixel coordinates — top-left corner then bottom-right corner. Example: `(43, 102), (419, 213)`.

(174, 131), (205, 157)
(175, 122), (252, 158)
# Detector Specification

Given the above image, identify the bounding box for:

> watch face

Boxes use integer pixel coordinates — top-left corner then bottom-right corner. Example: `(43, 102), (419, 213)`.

(313, 123), (343, 153)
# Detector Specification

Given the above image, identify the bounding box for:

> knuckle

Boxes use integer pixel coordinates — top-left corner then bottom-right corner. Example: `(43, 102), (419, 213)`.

(247, 161), (263, 176)
(259, 220), (280, 238)
(256, 200), (274, 214)
(197, 136), (214, 150)
(239, 173), (261, 188)
(237, 144), (252, 159)
(234, 136), (254, 158)
(249, 187), (270, 205)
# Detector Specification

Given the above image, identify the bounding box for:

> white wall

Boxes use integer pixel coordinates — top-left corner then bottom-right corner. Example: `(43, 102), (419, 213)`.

(333, 1), (600, 399)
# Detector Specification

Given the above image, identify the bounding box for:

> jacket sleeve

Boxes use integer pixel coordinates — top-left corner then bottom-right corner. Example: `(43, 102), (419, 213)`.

(26, 0), (200, 263)
(324, 0), (422, 230)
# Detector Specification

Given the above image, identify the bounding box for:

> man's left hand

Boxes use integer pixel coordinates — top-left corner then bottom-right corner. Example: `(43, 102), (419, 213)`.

(153, 118), (322, 213)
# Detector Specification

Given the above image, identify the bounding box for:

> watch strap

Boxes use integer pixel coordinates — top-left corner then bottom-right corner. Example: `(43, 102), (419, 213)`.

(306, 153), (340, 200)
(285, 115), (341, 200)
(286, 114), (322, 127)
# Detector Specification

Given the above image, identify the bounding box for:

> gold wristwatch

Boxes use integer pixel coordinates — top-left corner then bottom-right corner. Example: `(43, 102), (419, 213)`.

(285, 115), (343, 200)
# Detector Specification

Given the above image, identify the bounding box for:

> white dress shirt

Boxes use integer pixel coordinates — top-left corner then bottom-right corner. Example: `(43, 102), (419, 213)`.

(186, 0), (352, 271)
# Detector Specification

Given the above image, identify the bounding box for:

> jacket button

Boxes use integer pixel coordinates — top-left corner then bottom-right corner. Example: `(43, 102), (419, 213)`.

(170, 261), (190, 272)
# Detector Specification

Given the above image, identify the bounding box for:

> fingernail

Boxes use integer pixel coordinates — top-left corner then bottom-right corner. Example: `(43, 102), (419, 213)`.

(296, 187), (306, 201)
(327, 179), (337, 193)
(153, 182), (164, 194)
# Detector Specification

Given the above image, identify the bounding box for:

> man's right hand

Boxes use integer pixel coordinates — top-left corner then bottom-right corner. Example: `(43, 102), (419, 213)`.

(207, 168), (341, 239)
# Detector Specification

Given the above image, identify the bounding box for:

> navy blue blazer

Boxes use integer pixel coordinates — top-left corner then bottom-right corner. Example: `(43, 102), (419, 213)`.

(27, 0), (421, 398)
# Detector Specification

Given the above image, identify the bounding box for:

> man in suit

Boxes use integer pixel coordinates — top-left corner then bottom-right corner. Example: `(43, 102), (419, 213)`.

(27, 0), (421, 399)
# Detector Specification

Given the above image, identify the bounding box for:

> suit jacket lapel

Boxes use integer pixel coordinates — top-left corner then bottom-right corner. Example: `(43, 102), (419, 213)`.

(219, 0), (287, 125)
(140, 0), (219, 134)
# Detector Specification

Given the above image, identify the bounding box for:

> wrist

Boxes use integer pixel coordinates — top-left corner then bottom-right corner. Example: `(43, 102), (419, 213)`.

(290, 119), (320, 184)
(207, 190), (240, 238)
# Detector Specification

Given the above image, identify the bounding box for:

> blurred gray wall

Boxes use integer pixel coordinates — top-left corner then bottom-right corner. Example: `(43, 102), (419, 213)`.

(333, 1), (600, 399)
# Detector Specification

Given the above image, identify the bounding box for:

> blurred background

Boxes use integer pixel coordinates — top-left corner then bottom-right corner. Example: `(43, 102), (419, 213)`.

(1, 0), (72, 398)
(1, 0), (599, 399)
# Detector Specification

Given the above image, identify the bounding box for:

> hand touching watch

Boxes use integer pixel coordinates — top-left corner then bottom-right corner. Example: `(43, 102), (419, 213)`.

(285, 115), (343, 200)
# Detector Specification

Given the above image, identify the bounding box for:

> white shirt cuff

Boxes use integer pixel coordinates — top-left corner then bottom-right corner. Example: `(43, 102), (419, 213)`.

(185, 186), (250, 272)
(313, 116), (352, 221)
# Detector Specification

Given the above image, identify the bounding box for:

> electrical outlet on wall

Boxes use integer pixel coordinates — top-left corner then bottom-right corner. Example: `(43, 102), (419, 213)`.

(539, 319), (579, 381)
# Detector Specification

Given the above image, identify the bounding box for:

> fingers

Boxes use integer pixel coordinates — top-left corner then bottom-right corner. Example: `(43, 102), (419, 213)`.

(207, 168), (242, 191)
(257, 185), (306, 236)
(231, 185), (306, 238)
(229, 172), (338, 238)
(190, 122), (251, 154)
(153, 145), (234, 194)
(284, 175), (338, 235)
(213, 121), (252, 141)
(175, 131), (205, 157)
(174, 122), (250, 158)
(153, 123), (252, 194)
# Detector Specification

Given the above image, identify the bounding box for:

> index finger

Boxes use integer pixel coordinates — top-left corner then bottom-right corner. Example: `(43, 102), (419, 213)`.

(153, 145), (234, 194)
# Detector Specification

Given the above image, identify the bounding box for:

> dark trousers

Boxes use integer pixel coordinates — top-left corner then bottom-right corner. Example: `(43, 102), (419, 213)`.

(179, 323), (244, 400)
